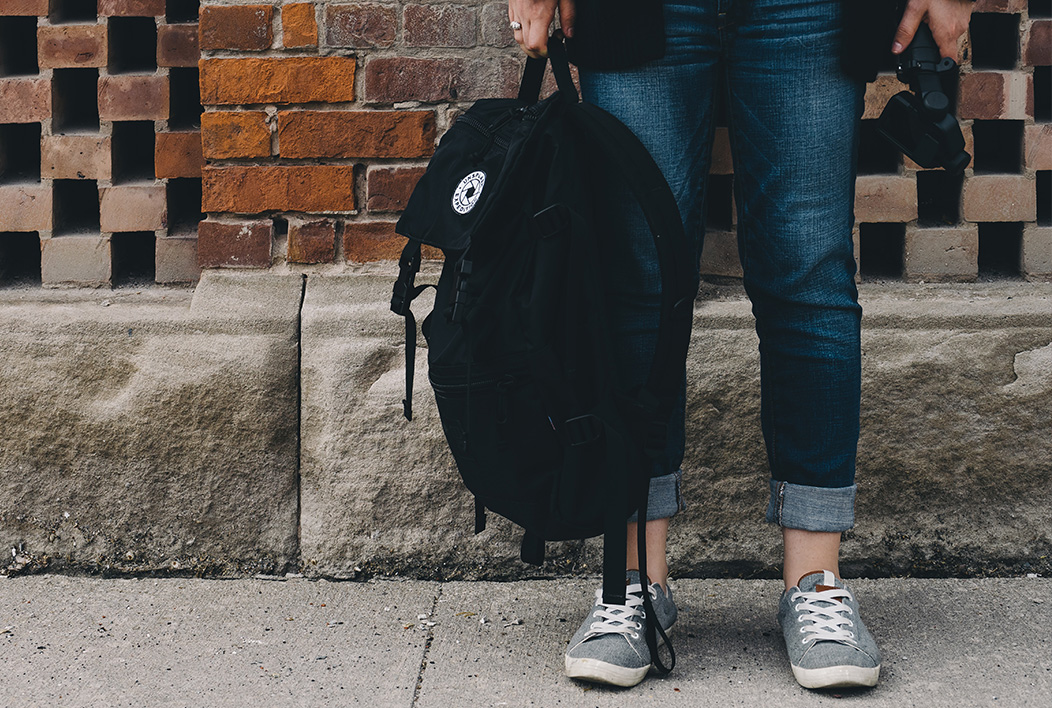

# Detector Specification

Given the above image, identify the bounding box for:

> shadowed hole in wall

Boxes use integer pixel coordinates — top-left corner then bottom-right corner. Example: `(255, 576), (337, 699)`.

(166, 0), (201, 24)
(49, 0), (96, 24)
(167, 178), (204, 237)
(917, 170), (963, 227)
(859, 222), (905, 280)
(0, 15), (37, 76)
(0, 123), (41, 185)
(168, 67), (202, 130)
(108, 16), (158, 75)
(111, 121), (156, 184)
(972, 120), (1023, 174)
(1038, 171), (1051, 226)
(1035, 67), (1050, 123)
(978, 223), (1024, 279)
(970, 14), (1020, 70)
(0, 233), (42, 286)
(112, 232), (156, 286)
(53, 180), (100, 236)
(52, 69), (100, 134)
(858, 119), (901, 175)
(1032, 0), (1052, 18)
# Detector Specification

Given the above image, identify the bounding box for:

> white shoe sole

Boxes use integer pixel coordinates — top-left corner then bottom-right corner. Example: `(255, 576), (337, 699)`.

(790, 663), (881, 689)
(564, 656), (650, 687)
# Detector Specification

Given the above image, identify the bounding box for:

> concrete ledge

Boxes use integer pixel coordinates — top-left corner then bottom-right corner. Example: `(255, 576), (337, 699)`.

(0, 273), (304, 576)
(300, 274), (1052, 579)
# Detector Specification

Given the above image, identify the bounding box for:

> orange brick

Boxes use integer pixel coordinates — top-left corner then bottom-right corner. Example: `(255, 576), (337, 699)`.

(287, 217), (335, 263)
(199, 57), (356, 105)
(198, 219), (272, 268)
(37, 24), (108, 69)
(0, 0), (48, 14)
(98, 75), (169, 120)
(366, 166), (425, 212)
(201, 111), (270, 159)
(1025, 21), (1051, 66)
(202, 165), (356, 214)
(278, 110), (435, 159)
(0, 78), (49, 123)
(98, 0), (165, 15)
(343, 220), (402, 262)
(282, 3), (318, 48)
(155, 132), (204, 179)
(863, 74), (903, 120)
(42, 135), (111, 180)
(854, 175), (918, 223)
(958, 72), (1029, 120)
(199, 5), (274, 51)
(963, 175), (1038, 222)
(100, 185), (167, 232)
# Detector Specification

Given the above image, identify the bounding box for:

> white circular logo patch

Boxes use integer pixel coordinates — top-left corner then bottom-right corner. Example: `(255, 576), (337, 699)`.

(452, 171), (486, 214)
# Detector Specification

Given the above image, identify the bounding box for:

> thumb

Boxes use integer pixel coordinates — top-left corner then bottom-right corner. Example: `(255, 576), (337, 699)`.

(892, 4), (925, 54)
(559, 0), (576, 38)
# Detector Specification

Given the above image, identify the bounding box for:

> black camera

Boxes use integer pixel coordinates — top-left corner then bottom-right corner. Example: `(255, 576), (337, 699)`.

(878, 23), (970, 173)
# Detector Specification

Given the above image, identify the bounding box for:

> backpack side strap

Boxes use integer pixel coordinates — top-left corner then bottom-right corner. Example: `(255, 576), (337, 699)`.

(390, 240), (435, 421)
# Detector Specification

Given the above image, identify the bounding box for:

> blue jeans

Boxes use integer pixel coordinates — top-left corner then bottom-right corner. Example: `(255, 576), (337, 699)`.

(585, 0), (865, 532)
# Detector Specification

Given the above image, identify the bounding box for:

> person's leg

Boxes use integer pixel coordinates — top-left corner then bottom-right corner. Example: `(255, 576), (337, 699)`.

(565, 1), (717, 687)
(724, 0), (879, 689)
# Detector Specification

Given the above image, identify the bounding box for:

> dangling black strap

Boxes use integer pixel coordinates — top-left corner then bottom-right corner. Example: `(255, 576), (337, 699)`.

(520, 532), (545, 566)
(390, 240), (435, 421)
(636, 489), (676, 675)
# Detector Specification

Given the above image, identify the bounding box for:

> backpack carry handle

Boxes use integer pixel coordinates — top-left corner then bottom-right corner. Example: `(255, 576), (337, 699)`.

(517, 30), (579, 105)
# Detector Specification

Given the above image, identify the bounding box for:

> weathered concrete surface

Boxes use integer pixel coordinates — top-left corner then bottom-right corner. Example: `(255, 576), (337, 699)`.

(0, 273), (304, 576)
(0, 575), (1047, 707)
(301, 274), (1052, 579)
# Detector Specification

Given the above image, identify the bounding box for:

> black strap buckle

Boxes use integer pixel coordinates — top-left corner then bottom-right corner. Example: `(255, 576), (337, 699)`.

(564, 414), (603, 447)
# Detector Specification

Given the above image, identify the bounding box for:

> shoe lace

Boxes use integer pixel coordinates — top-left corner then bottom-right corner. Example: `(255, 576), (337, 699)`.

(791, 586), (858, 646)
(587, 583), (657, 640)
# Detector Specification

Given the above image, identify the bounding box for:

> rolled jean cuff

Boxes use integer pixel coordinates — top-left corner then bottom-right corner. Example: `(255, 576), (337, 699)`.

(628, 470), (684, 523)
(765, 480), (856, 532)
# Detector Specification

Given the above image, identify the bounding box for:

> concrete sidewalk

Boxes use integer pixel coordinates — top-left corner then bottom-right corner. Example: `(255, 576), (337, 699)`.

(0, 575), (1047, 707)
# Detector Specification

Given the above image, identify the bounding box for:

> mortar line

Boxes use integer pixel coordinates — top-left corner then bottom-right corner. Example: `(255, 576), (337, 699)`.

(410, 586), (443, 707)
(294, 273), (307, 573)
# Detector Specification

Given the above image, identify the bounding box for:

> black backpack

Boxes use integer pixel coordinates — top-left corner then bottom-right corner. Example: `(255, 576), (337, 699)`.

(391, 34), (695, 673)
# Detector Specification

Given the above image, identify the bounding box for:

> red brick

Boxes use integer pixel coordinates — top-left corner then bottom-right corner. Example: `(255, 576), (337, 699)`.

(37, 25), (107, 69)
(198, 219), (272, 268)
(98, 0), (165, 15)
(962, 175), (1038, 222)
(41, 236), (111, 286)
(1025, 21), (1051, 66)
(480, 2), (516, 48)
(404, 4), (476, 48)
(364, 56), (520, 103)
(0, 0), (47, 14)
(854, 175), (918, 223)
(42, 135), (111, 180)
(201, 111), (271, 159)
(1026, 125), (1052, 170)
(0, 185), (51, 231)
(98, 75), (169, 120)
(155, 131), (203, 179)
(324, 3), (397, 48)
(199, 57), (356, 105)
(155, 237), (200, 283)
(971, 0), (1026, 11)
(863, 74), (903, 120)
(282, 3), (318, 48)
(287, 217), (335, 263)
(202, 165), (356, 214)
(100, 185), (167, 232)
(199, 5), (274, 51)
(958, 71), (1028, 120)
(278, 110), (435, 159)
(157, 23), (200, 67)
(904, 224), (978, 281)
(0, 78), (50, 123)
(366, 166), (425, 212)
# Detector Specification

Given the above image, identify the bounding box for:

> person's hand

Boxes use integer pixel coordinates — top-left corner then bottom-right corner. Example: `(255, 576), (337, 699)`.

(508, 0), (576, 58)
(892, 0), (973, 59)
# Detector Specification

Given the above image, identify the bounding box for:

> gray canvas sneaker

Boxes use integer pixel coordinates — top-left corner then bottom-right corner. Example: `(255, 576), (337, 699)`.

(778, 570), (882, 689)
(564, 570), (677, 687)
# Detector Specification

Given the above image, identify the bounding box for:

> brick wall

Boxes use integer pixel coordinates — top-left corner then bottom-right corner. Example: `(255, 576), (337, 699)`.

(0, 0), (203, 286)
(0, 1), (1048, 286)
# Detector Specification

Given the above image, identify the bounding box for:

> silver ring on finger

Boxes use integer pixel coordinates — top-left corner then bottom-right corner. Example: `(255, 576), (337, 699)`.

(509, 20), (522, 31)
